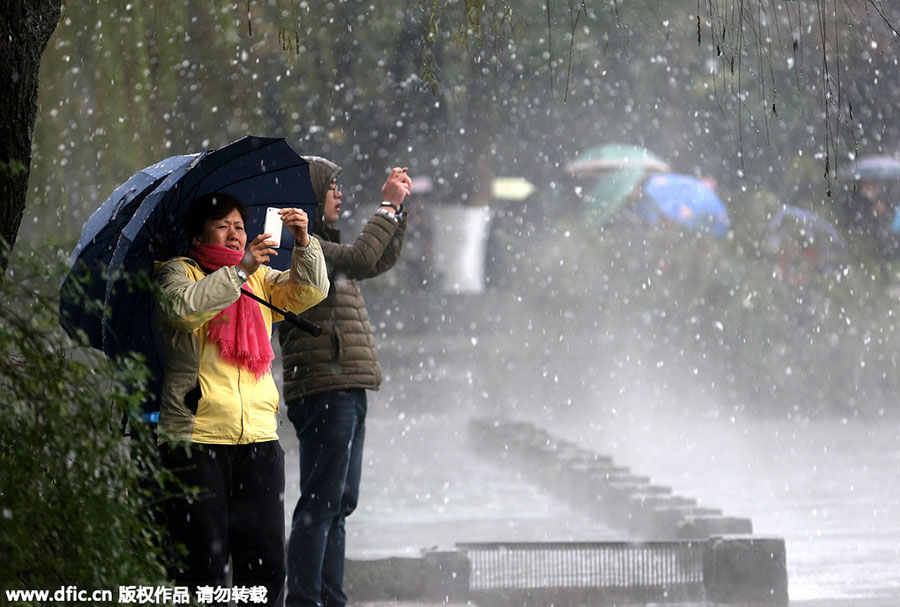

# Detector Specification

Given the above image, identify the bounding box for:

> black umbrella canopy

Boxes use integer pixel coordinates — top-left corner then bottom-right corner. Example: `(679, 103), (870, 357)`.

(59, 153), (198, 351)
(62, 136), (317, 414)
(115, 136), (318, 272)
(106, 134), (316, 355)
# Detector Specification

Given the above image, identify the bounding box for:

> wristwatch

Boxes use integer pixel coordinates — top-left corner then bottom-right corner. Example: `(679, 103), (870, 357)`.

(378, 201), (406, 221)
(376, 207), (398, 222)
(234, 267), (248, 282)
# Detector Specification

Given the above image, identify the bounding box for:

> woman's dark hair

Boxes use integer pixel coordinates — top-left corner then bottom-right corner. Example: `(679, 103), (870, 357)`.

(184, 192), (248, 239)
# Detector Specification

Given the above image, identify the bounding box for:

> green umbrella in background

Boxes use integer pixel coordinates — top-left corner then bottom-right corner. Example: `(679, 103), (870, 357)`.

(567, 144), (670, 222)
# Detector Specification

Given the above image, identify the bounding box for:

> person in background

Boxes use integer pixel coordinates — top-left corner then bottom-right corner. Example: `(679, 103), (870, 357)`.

(280, 158), (411, 607)
(154, 192), (329, 607)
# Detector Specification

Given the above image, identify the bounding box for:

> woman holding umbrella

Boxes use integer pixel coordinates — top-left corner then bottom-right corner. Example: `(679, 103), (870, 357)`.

(154, 192), (329, 606)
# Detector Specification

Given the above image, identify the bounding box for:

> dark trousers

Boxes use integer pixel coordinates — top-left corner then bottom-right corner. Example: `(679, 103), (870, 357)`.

(285, 390), (367, 607)
(160, 441), (286, 607)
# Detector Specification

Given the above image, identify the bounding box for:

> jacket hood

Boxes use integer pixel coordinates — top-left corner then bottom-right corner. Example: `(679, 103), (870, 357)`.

(303, 155), (342, 242)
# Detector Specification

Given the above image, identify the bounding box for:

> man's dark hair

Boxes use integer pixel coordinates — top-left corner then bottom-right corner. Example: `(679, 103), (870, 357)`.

(184, 192), (248, 238)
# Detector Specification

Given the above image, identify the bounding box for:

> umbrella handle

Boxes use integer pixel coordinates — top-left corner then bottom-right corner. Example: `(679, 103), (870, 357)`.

(239, 288), (322, 337)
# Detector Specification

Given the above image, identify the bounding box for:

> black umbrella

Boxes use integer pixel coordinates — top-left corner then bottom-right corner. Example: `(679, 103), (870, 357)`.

(59, 153), (197, 351)
(62, 136), (320, 417)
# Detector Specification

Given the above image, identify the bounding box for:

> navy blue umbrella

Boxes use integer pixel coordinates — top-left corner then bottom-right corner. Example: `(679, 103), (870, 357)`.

(60, 153), (198, 349)
(62, 136), (318, 417)
(767, 205), (848, 282)
(113, 136), (317, 275)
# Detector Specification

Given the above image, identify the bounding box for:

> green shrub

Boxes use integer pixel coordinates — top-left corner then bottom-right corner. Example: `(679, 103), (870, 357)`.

(0, 248), (169, 604)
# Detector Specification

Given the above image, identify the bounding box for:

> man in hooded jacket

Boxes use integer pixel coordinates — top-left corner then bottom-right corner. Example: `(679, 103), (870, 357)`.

(280, 156), (411, 607)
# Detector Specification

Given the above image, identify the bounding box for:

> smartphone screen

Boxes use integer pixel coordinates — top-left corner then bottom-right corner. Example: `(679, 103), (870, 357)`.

(264, 207), (283, 248)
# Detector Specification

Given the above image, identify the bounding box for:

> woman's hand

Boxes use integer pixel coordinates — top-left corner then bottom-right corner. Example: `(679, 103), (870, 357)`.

(237, 234), (279, 276)
(280, 207), (311, 247)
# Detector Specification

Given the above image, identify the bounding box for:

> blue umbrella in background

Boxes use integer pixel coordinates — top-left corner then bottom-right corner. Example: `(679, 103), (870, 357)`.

(640, 173), (731, 238)
(61, 136), (318, 417)
(767, 205), (848, 283)
(59, 153), (198, 350)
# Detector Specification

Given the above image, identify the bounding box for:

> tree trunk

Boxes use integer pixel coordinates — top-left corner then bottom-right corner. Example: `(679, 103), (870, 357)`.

(0, 0), (62, 278)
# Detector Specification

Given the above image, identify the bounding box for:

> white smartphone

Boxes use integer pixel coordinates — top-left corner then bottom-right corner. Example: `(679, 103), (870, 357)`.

(263, 207), (283, 248)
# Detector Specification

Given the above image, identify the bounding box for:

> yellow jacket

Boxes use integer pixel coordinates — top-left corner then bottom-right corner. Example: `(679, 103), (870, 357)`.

(154, 239), (329, 445)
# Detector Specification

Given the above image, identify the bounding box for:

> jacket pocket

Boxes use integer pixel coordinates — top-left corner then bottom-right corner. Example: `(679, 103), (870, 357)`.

(183, 383), (202, 416)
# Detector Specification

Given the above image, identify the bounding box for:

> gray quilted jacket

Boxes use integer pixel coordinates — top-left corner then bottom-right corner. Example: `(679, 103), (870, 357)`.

(279, 156), (406, 401)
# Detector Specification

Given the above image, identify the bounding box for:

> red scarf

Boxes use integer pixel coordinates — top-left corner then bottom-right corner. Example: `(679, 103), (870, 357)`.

(189, 243), (273, 380)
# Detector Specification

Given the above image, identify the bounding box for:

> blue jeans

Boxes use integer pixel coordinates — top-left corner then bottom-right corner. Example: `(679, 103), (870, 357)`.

(285, 390), (367, 607)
